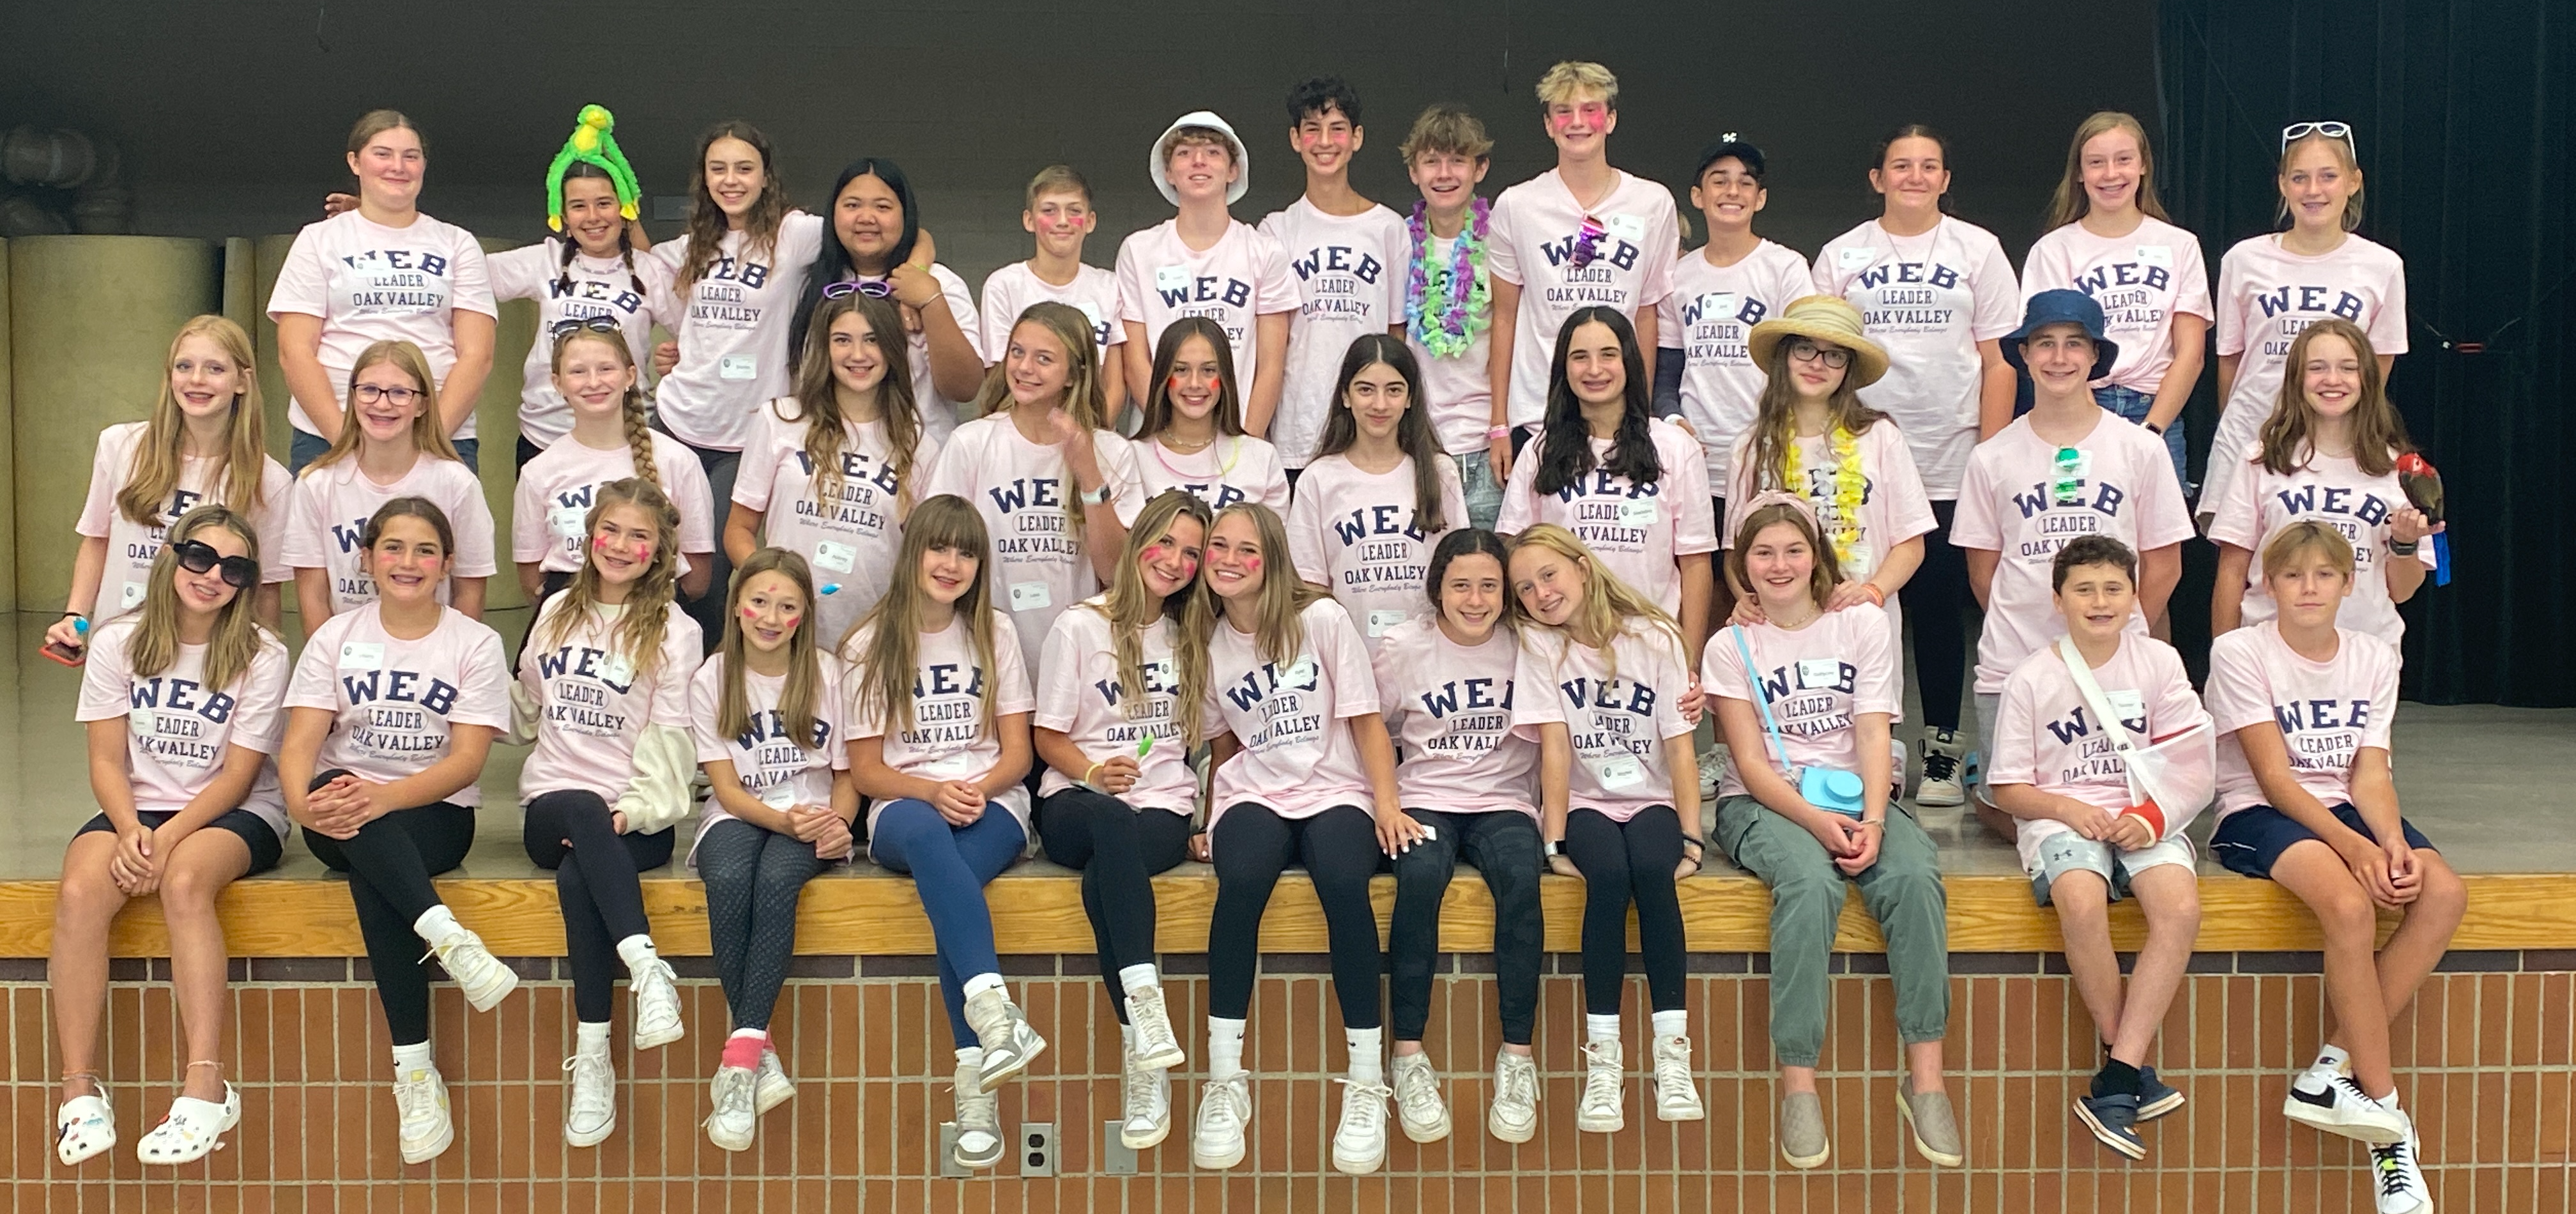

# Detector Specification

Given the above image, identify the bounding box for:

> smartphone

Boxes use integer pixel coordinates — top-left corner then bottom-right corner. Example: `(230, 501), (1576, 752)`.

(41, 640), (85, 667)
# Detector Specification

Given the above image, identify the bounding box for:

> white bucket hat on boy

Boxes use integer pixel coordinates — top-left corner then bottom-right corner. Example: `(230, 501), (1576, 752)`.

(1148, 111), (1250, 205)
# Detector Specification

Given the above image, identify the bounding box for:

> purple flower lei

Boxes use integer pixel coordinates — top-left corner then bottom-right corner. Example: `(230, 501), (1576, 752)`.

(1406, 196), (1492, 358)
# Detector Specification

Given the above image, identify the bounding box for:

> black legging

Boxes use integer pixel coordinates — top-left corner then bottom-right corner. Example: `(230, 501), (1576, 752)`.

(666, 432), (739, 657)
(1389, 808), (1545, 1046)
(1561, 805), (1687, 1017)
(1035, 788), (1195, 1023)
(1901, 499), (1968, 732)
(523, 790), (674, 1024)
(695, 818), (826, 1032)
(299, 770), (477, 1047)
(1207, 803), (1384, 1029)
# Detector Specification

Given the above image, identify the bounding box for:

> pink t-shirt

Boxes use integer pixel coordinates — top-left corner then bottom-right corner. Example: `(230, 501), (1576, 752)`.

(846, 611), (1036, 838)
(1257, 199), (1409, 466)
(1372, 615), (1538, 819)
(977, 261), (1126, 364)
(2203, 622), (2399, 820)
(2211, 234), (2409, 471)
(688, 653), (852, 855)
(2204, 443), (2435, 647)
(77, 422), (295, 619)
(648, 211), (827, 452)
(1810, 217), (2022, 498)
(919, 413), (1148, 673)
(281, 454), (499, 615)
(1952, 413), (2195, 693)
(75, 618), (292, 836)
(1115, 219), (1300, 394)
(1699, 605), (1901, 801)
(1496, 420), (1717, 618)
(1198, 599), (1383, 831)
(732, 401), (944, 647)
(284, 604), (511, 808)
(1724, 419), (1938, 657)
(817, 264), (979, 445)
(509, 429), (716, 574)
(1406, 228), (1498, 456)
(1655, 239), (1815, 486)
(1511, 622), (1698, 822)
(1134, 434), (1292, 514)
(516, 598), (703, 805)
(2020, 217), (2214, 394)
(485, 239), (679, 449)
(266, 210), (498, 440)
(1033, 600), (1198, 815)
(1487, 168), (1681, 429)
(1989, 635), (2211, 868)
(1287, 452), (1469, 654)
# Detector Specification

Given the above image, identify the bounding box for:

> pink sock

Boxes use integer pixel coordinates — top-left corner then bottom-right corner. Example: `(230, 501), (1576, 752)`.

(722, 1031), (767, 1071)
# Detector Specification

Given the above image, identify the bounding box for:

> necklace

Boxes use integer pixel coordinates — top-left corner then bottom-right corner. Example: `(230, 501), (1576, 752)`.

(1406, 197), (1491, 358)
(1151, 434), (1241, 480)
(1784, 425), (1871, 569)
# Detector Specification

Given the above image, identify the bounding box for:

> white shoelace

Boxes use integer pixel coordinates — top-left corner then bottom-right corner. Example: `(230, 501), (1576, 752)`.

(1335, 1079), (1393, 1137)
(394, 1071), (441, 1132)
(1579, 1043), (1623, 1110)
(1653, 1037), (1696, 1094)
(1496, 1056), (1539, 1110)
(955, 1075), (999, 1133)
(1392, 1061), (1444, 1124)
(1198, 1073), (1250, 1136)
(708, 1067), (757, 1126)
(564, 1054), (613, 1128)
(1123, 1066), (1165, 1125)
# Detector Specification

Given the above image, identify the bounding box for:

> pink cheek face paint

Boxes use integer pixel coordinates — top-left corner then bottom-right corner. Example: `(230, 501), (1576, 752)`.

(1241, 555), (1261, 575)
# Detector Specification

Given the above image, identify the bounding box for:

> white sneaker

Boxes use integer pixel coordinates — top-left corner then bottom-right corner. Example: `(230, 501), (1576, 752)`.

(1331, 1077), (1393, 1174)
(2369, 1117), (2434, 1214)
(1190, 1072), (1252, 1170)
(392, 1064), (454, 1164)
(2284, 1073), (2409, 1144)
(754, 1048), (795, 1115)
(1915, 730), (1966, 808)
(422, 926), (518, 1012)
(703, 1064), (758, 1152)
(952, 1060), (1004, 1170)
(961, 987), (1046, 1087)
(1390, 1052), (1452, 1144)
(1125, 987), (1186, 1072)
(1119, 1047), (1172, 1149)
(1652, 1034), (1704, 1121)
(562, 1049), (615, 1147)
(1577, 1040), (1625, 1133)
(1696, 742), (1726, 801)
(1489, 1050), (1540, 1144)
(628, 958), (684, 1050)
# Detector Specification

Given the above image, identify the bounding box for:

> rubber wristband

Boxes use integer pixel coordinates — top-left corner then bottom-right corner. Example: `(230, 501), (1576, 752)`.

(1487, 426), (1512, 440)
(1860, 583), (1885, 607)
(60, 610), (86, 620)
(1082, 761), (1103, 786)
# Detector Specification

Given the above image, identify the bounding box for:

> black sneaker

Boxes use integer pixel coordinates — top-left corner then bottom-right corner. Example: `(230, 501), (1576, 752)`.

(2136, 1065), (2185, 1121)
(2074, 1091), (2146, 1160)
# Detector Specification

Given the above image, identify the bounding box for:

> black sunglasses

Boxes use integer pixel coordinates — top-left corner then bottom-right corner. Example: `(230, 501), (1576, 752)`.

(549, 315), (623, 339)
(170, 539), (259, 590)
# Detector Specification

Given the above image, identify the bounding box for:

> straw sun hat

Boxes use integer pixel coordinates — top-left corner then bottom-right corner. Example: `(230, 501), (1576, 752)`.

(1746, 295), (1890, 388)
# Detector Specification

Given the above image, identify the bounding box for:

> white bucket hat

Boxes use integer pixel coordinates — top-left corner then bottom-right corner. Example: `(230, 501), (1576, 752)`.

(1147, 111), (1250, 205)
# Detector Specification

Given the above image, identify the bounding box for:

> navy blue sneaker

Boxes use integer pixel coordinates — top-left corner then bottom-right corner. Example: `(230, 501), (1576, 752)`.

(2136, 1066), (2185, 1122)
(2075, 1091), (2147, 1160)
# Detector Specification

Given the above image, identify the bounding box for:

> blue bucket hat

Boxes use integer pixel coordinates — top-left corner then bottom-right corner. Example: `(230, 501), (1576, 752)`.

(2004, 288), (2119, 380)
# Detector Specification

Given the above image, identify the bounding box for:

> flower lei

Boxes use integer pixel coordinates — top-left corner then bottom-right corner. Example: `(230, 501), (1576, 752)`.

(1406, 197), (1492, 358)
(1782, 426), (1871, 568)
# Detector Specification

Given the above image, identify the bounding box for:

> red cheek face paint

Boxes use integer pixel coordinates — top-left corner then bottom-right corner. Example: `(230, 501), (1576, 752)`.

(1242, 555), (1262, 574)
(741, 606), (762, 619)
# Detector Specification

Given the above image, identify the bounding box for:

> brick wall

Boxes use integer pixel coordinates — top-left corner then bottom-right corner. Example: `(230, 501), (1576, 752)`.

(7, 951), (2571, 1211)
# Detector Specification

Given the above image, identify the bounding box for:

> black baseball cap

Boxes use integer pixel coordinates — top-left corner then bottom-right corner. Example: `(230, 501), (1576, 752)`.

(1692, 135), (1766, 183)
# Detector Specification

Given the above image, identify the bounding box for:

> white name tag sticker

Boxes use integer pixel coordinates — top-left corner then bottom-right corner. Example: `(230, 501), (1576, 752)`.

(128, 707), (157, 734)
(1593, 752), (1646, 790)
(1280, 656), (1316, 688)
(1604, 213), (1646, 243)
(1618, 499), (1659, 527)
(926, 752), (979, 779)
(1075, 300), (1105, 328)
(2136, 245), (2174, 268)
(1008, 581), (1051, 611)
(600, 654), (636, 686)
(121, 580), (148, 609)
(1367, 610), (1408, 637)
(759, 783), (798, 809)
(718, 354), (758, 381)
(339, 642), (385, 670)
(1796, 658), (1841, 690)
(1154, 266), (1191, 291)
(1837, 246), (1880, 270)
(1696, 291), (1735, 318)
(811, 539), (857, 574)
(2105, 689), (2147, 722)
(548, 505), (589, 541)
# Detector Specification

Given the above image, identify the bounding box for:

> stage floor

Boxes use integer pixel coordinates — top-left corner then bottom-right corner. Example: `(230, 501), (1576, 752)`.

(2, 609), (2566, 884)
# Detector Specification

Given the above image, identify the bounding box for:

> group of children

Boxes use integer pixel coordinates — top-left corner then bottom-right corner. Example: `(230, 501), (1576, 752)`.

(34, 61), (2458, 1212)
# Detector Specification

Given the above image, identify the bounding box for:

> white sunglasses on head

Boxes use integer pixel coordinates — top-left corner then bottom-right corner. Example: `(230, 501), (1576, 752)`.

(2281, 121), (2356, 152)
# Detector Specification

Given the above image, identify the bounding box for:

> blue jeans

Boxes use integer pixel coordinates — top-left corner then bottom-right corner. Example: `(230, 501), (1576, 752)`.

(869, 799), (1027, 1045)
(1455, 447), (1503, 532)
(2097, 385), (2188, 494)
(291, 429), (478, 475)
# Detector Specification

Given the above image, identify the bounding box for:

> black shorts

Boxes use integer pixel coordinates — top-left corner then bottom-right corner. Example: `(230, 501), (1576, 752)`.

(76, 807), (286, 876)
(2208, 803), (2435, 880)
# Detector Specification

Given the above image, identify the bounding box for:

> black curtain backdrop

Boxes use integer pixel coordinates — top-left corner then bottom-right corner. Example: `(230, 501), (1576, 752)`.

(2158, 0), (2573, 705)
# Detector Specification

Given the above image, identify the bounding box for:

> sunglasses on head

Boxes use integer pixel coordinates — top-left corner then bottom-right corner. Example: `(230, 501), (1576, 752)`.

(549, 315), (622, 339)
(2281, 121), (2356, 153)
(170, 539), (259, 590)
(821, 279), (894, 300)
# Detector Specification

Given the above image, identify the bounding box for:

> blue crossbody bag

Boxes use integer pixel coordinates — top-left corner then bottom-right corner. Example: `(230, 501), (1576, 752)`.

(1732, 626), (1866, 818)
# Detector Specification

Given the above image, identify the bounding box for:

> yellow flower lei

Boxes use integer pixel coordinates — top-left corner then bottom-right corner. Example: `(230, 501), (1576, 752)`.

(1782, 426), (1871, 569)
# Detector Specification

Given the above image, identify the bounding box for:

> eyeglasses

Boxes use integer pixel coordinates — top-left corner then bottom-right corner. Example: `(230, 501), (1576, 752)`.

(549, 315), (622, 338)
(1785, 339), (1851, 369)
(350, 384), (422, 406)
(2281, 121), (2356, 153)
(169, 539), (259, 590)
(821, 279), (894, 300)
(1568, 215), (1609, 269)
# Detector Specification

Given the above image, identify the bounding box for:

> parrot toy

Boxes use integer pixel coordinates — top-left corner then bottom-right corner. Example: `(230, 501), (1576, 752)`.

(2395, 452), (2451, 587)
(546, 104), (641, 231)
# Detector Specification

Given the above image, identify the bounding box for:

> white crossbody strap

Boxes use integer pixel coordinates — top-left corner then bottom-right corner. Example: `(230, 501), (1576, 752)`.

(2054, 636), (2161, 810)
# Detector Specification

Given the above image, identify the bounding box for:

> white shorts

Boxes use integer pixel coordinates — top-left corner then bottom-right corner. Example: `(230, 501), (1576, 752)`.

(2028, 830), (2196, 907)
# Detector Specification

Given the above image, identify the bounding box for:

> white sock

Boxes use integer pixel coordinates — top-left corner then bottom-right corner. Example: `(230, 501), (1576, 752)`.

(1586, 1013), (1622, 1043)
(1207, 1017), (1248, 1080)
(576, 1020), (611, 1052)
(1119, 964), (1160, 996)
(2376, 1089), (2403, 1110)
(1120, 1022), (1137, 1054)
(962, 972), (1008, 1001)
(391, 1041), (435, 1073)
(1346, 1027), (1383, 1084)
(730, 1028), (767, 1042)
(1652, 1010), (1689, 1040)
(2314, 1043), (2352, 1072)
(615, 935), (659, 976)
(411, 905), (460, 944)
(956, 1046), (983, 1070)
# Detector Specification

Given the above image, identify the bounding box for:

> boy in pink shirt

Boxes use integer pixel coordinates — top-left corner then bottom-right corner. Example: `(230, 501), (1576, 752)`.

(1259, 78), (1409, 470)
(979, 165), (1127, 412)
(1116, 112), (1299, 436)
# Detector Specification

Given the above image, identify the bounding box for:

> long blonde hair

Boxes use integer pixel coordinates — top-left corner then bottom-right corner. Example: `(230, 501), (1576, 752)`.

(971, 302), (1112, 529)
(1741, 340), (1890, 496)
(783, 292), (922, 516)
(119, 316), (271, 527)
(1185, 502), (1332, 669)
(2046, 111), (2170, 229)
(714, 548), (828, 747)
(845, 495), (1000, 737)
(1508, 523), (1683, 685)
(1088, 491), (1215, 746)
(551, 328), (659, 491)
(303, 341), (460, 472)
(2278, 130), (2366, 232)
(125, 505), (273, 695)
(534, 479), (683, 676)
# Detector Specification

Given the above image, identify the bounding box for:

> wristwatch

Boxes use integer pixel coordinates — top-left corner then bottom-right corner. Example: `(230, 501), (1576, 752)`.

(1543, 839), (1564, 857)
(1077, 482), (1113, 505)
(2143, 421), (2168, 434)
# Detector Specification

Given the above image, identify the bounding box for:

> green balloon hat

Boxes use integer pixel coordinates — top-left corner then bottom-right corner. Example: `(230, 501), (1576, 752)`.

(546, 104), (641, 231)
